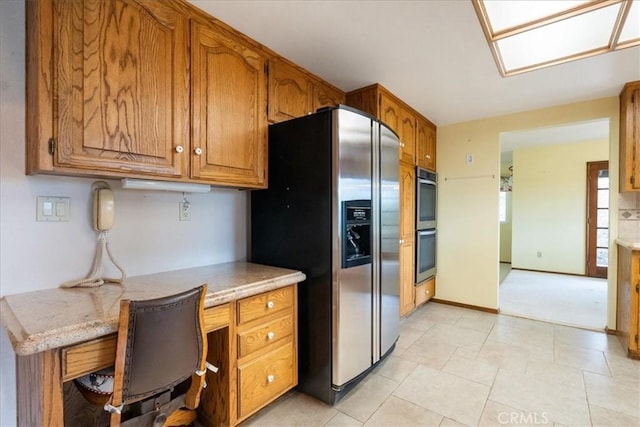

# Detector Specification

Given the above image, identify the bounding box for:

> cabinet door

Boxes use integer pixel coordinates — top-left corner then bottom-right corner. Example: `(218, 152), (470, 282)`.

(399, 239), (415, 316)
(191, 22), (267, 188)
(620, 82), (640, 191)
(417, 117), (436, 171)
(379, 94), (400, 134)
(268, 59), (313, 123)
(313, 82), (345, 112)
(399, 162), (415, 239)
(53, 0), (189, 177)
(399, 108), (416, 164)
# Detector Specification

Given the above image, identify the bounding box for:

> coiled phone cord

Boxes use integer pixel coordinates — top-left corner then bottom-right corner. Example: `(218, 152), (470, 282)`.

(59, 230), (126, 288)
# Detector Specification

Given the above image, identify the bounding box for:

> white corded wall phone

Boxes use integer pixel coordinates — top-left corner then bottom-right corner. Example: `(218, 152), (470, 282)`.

(93, 182), (115, 231)
(60, 181), (126, 288)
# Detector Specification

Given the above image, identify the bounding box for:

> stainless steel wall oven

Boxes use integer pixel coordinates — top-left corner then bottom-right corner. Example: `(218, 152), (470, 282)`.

(416, 167), (437, 283)
(416, 228), (436, 282)
(416, 168), (437, 230)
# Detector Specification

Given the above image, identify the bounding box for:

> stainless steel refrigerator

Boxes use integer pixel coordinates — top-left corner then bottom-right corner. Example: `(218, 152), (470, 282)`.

(251, 106), (400, 404)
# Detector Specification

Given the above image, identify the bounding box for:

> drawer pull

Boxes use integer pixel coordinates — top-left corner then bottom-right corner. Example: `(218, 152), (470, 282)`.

(175, 145), (184, 153)
(267, 331), (275, 340)
(267, 374), (275, 383)
(266, 301), (275, 309)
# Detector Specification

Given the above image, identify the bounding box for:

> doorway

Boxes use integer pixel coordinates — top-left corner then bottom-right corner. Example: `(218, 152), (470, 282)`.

(586, 161), (609, 278)
(498, 119), (610, 330)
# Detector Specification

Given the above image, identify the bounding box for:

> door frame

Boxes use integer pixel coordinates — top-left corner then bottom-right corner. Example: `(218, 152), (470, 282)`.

(585, 160), (609, 278)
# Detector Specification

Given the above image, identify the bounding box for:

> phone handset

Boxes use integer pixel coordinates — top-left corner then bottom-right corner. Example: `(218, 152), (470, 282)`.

(93, 181), (114, 231)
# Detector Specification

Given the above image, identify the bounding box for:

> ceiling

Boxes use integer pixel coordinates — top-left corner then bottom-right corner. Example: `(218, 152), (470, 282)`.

(190, 1), (640, 127)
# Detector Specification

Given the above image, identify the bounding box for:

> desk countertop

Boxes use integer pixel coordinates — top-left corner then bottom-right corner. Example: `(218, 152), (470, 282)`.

(0, 262), (306, 356)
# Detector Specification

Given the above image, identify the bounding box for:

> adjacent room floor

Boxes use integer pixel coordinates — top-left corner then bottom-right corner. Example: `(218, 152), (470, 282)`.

(240, 302), (639, 426)
(499, 266), (607, 331)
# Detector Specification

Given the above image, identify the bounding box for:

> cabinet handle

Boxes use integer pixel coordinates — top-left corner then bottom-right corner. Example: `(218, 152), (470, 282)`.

(267, 374), (275, 383)
(399, 239), (404, 244)
(175, 145), (184, 153)
(267, 331), (275, 340)
(426, 154), (431, 159)
(267, 300), (275, 309)
(194, 147), (203, 155)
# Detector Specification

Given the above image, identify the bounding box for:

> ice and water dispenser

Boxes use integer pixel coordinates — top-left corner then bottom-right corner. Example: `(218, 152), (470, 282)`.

(342, 200), (372, 268)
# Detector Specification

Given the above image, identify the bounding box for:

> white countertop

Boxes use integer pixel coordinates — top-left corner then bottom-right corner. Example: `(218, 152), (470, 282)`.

(0, 262), (305, 356)
(615, 238), (640, 251)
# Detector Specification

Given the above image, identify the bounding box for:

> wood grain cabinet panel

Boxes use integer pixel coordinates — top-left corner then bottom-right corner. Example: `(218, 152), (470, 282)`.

(399, 162), (415, 240)
(399, 108), (416, 164)
(268, 59), (314, 122)
(30, 0), (190, 177)
(313, 83), (345, 112)
(619, 81), (640, 191)
(379, 93), (400, 135)
(617, 246), (640, 359)
(237, 314), (293, 358)
(236, 285), (297, 423)
(417, 117), (436, 171)
(268, 58), (344, 123)
(399, 239), (415, 316)
(237, 285), (294, 325)
(415, 277), (435, 307)
(237, 341), (295, 419)
(191, 21), (267, 188)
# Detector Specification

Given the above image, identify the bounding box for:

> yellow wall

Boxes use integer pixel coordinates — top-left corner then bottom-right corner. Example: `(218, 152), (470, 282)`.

(437, 96), (619, 328)
(511, 140), (609, 274)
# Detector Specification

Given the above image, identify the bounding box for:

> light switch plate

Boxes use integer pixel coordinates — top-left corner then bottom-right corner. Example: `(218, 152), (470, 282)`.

(37, 196), (70, 222)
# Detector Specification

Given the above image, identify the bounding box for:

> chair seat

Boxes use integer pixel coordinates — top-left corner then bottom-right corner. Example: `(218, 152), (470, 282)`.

(74, 367), (115, 406)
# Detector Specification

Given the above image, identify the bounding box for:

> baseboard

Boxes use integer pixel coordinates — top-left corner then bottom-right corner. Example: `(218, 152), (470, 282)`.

(604, 327), (618, 335)
(510, 267), (592, 278)
(431, 298), (499, 314)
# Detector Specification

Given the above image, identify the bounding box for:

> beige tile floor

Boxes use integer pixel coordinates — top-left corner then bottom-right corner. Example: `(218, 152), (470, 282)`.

(240, 302), (640, 427)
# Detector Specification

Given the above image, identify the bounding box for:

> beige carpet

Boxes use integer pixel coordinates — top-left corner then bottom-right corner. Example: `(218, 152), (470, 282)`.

(499, 268), (607, 330)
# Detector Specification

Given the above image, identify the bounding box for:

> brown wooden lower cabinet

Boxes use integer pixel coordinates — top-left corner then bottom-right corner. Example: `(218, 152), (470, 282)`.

(55, 286), (298, 426)
(235, 285), (298, 423)
(415, 277), (435, 307)
(617, 246), (640, 359)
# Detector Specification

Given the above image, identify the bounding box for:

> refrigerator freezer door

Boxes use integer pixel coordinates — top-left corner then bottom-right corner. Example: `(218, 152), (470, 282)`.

(332, 109), (373, 388)
(379, 123), (400, 358)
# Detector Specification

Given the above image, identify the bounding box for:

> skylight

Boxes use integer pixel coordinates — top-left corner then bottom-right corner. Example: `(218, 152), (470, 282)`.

(472, 0), (640, 76)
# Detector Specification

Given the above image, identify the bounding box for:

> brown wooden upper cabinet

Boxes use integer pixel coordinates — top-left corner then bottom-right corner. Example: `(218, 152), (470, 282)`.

(620, 81), (640, 192)
(346, 84), (436, 170)
(191, 21), (267, 188)
(26, 0), (190, 178)
(399, 107), (416, 164)
(268, 58), (344, 123)
(416, 116), (436, 171)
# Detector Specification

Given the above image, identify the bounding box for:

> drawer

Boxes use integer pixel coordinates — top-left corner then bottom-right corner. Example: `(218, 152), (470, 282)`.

(203, 303), (231, 332)
(237, 314), (293, 358)
(238, 341), (295, 419)
(237, 286), (294, 325)
(415, 277), (435, 306)
(62, 335), (116, 381)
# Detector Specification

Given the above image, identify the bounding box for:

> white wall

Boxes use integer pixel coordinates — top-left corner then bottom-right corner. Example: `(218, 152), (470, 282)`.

(0, 2), (248, 424)
(437, 97), (619, 315)
(511, 140), (609, 274)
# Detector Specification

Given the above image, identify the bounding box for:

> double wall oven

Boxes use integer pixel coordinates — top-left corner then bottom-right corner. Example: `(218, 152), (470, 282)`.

(416, 168), (437, 283)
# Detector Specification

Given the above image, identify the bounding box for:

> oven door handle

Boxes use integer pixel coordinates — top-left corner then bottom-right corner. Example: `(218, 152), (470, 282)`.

(418, 178), (436, 186)
(418, 230), (436, 236)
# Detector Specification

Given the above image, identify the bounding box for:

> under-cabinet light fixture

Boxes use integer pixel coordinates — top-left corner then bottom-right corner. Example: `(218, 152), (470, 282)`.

(121, 179), (211, 193)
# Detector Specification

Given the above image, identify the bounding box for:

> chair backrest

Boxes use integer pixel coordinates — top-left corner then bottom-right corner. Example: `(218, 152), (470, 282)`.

(112, 285), (207, 406)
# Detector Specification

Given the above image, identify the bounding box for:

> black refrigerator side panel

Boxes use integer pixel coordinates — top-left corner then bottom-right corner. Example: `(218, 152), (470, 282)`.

(251, 111), (335, 403)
